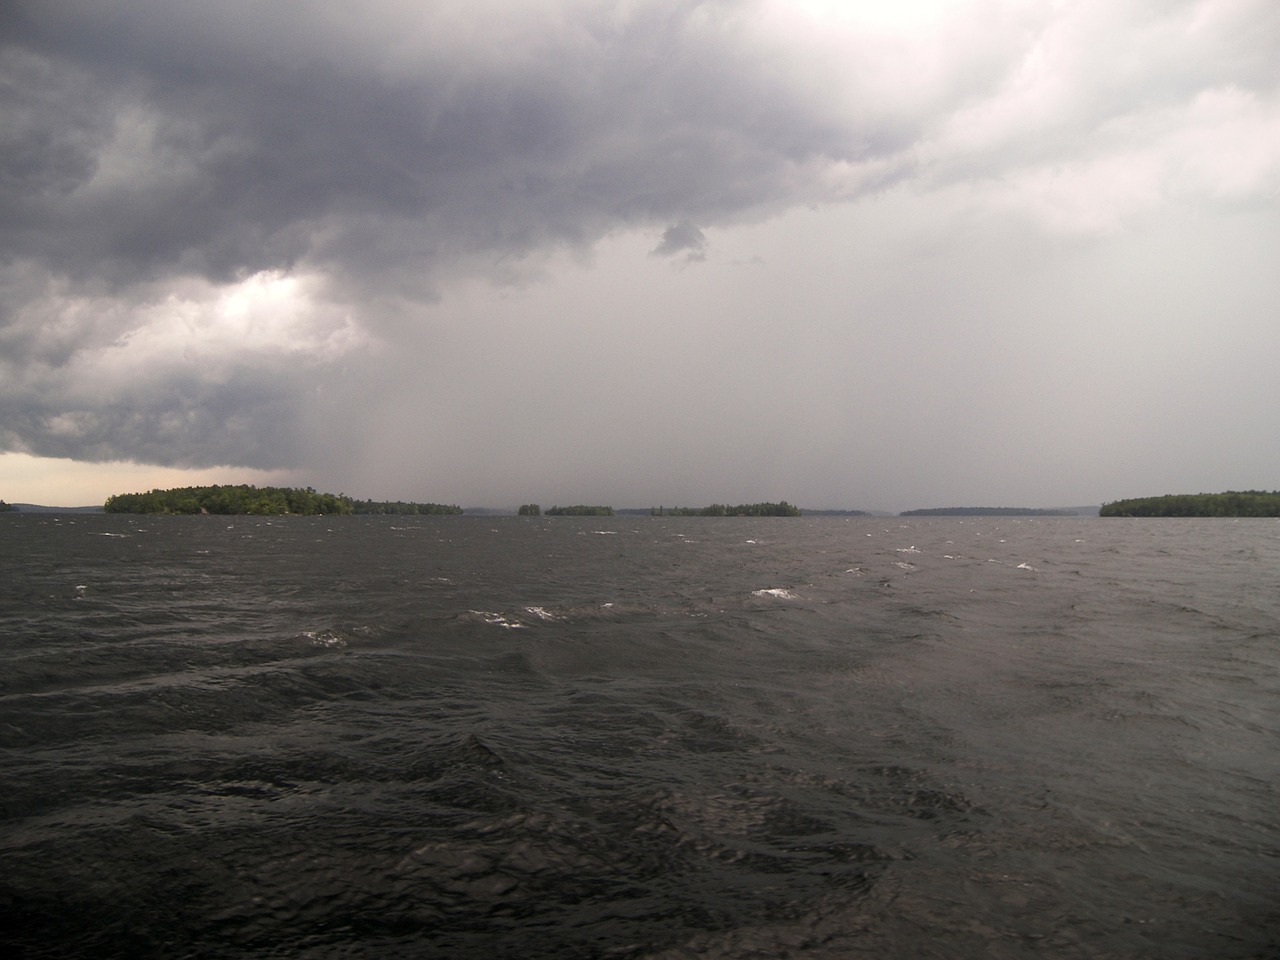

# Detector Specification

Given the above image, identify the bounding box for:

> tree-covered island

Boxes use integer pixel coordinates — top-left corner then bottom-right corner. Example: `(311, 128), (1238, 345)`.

(900, 507), (1076, 517)
(1100, 491), (1280, 517)
(648, 501), (802, 517)
(103, 485), (462, 516)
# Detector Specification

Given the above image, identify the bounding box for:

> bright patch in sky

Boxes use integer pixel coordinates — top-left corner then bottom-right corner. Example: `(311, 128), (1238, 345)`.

(0, 452), (298, 508)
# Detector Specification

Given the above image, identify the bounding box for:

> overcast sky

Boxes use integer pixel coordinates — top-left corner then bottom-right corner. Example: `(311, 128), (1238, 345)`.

(2, 0), (1277, 511)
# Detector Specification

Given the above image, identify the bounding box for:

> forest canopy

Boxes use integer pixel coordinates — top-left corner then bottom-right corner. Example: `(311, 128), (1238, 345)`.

(899, 507), (1075, 517)
(1099, 491), (1280, 517)
(103, 485), (461, 516)
(649, 502), (802, 517)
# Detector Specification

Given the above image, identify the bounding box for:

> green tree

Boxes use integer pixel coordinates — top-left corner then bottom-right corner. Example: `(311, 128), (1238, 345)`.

(1100, 490), (1280, 517)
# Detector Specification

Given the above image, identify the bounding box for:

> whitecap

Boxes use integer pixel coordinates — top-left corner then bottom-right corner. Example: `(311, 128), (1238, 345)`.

(524, 606), (562, 621)
(1016, 562), (1039, 572)
(302, 630), (347, 648)
(896, 546), (921, 554)
(469, 609), (525, 629)
(752, 587), (798, 600)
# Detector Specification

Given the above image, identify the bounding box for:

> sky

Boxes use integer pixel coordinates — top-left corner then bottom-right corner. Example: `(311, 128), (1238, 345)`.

(1, 0), (1278, 512)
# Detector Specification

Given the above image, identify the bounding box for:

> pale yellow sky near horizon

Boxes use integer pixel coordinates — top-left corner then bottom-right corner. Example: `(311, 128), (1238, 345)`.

(0, 452), (299, 507)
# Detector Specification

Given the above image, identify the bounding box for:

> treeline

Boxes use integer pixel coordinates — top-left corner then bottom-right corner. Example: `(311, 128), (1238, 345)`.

(352, 499), (462, 515)
(649, 501), (802, 517)
(1100, 491), (1280, 517)
(900, 507), (1075, 517)
(103, 485), (460, 516)
(545, 505), (614, 516)
(0, 499), (15, 512)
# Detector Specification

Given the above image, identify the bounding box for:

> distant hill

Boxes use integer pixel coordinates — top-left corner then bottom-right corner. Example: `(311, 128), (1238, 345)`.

(102, 485), (461, 516)
(899, 507), (1081, 517)
(641, 502), (802, 517)
(4, 503), (104, 513)
(1100, 491), (1280, 517)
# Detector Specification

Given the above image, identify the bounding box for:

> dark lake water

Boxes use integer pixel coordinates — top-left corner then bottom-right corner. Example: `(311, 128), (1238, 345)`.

(2, 514), (1278, 958)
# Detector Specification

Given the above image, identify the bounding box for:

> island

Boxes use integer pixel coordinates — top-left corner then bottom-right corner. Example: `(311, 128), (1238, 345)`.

(545, 505), (615, 516)
(1099, 491), (1280, 517)
(0, 499), (15, 512)
(103, 485), (462, 516)
(899, 507), (1077, 517)
(645, 502), (802, 517)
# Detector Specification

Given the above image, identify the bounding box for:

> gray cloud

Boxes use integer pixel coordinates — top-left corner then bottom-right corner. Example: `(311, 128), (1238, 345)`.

(2, 0), (909, 469)
(2, 0), (1278, 507)
(652, 221), (708, 260)
(0, 372), (305, 468)
(1, 0), (885, 289)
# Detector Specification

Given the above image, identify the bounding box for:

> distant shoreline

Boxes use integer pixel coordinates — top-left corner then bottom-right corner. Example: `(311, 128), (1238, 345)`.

(1100, 491), (1280, 517)
(4, 501), (1108, 517)
(2, 503), (105, 513)
(898, 507), (1085, 517)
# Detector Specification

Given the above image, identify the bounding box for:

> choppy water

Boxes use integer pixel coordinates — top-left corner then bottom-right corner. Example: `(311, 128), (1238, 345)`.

(1, 514), (1277, 959)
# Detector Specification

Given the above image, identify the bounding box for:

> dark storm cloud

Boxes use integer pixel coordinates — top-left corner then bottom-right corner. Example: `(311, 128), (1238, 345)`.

(2, 0), (1277, 497)
(0, 0), (885, 290)
(0, 1), (865, 465)
(1, 0), (916, 469)
(0, 371), (305, 469)
(652, 221), (709, 260)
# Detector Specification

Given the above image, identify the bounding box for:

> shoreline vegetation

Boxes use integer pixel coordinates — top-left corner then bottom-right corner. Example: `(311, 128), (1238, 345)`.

(899, 507), (1077, 517)
(102, 485), (462, 516)
(9, 488), (1275, 518)
(91, 491), (809, 517)
(517, 502), (804, 517)
(645, 502), (802, 517)
(1100, 491), (1280, 517)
